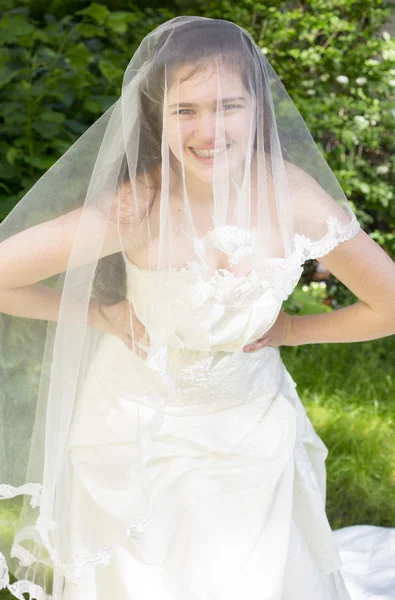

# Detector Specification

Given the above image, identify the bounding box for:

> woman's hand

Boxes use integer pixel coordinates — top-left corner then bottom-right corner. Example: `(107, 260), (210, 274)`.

(243, 311), (293, 352)
(89, 298), (149, 357)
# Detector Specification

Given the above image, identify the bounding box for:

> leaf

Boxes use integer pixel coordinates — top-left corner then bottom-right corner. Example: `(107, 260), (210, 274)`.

(358, 182), (371, 195)
(0, 15), (36, 38)
(6, 147), (22, 166)
(32, 121), (62, 139)
(66, 43), (92, 70)
(84, 98), (102, 114)
(40, 110), (66, 124)
(4, 109), (27, 126)
(98, 58), (124, 82)
(24, 155), (56, 170)
(75, 23), (104, 38)
(106, 12), (139, 35)
(76, 3), (110, 25)
(0, 66), (19, 88)
(65, 119), (88, 134)
(52, 139), (72, 154)
(60, 90), (76, 108)
(0, 182), (11, 193)
(0, 196), (19, 219)
(340, 129), (356, 144)
(92, 94), (118, 112)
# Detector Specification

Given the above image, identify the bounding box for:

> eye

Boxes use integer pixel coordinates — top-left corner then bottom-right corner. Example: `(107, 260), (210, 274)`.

(222, 104), (242, 111)
(176, 109), (195, 115)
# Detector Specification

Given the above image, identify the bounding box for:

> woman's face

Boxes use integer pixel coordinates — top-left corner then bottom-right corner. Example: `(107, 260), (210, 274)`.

(165, 62), (254, 183)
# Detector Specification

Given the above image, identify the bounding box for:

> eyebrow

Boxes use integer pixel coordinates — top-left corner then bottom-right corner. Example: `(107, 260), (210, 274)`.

(168, 96), (247, 109)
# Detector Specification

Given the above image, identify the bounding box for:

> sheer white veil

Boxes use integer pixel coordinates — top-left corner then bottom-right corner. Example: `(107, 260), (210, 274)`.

(0, 15), (360, 598)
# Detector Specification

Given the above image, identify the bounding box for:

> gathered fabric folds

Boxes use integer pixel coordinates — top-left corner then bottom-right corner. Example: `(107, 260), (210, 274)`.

(65, 338), (344, 600)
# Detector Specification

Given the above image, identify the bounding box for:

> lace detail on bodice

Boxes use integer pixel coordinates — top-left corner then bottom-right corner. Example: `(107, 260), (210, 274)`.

(193, 225), (257, 266)
(127, 213), (360, 308)
(166, 345), (284, 406)
(185, 261), (289, 307)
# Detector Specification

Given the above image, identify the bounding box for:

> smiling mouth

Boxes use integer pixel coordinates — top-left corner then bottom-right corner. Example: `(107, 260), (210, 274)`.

(189, 144), (231, 158)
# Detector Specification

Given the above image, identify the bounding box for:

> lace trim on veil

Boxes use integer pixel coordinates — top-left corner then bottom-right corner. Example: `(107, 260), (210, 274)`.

(0, 419), (166, 596)
(0, 486), (159, 598)
(0, 484), (42, 508)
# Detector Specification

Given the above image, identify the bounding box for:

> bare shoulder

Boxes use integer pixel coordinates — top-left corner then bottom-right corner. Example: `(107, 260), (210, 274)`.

(108, 165), (160, 227)
(283, 159), (353, 225)
(283, 159), (326, 196)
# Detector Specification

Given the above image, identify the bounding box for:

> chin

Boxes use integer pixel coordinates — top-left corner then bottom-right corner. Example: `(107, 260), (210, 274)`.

(191, 168), (227, 184)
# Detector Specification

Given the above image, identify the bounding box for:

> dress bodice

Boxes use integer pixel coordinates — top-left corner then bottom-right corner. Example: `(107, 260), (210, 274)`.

(123, 256), (303, 407)
(125, 256), (304, 354)
(125, 215), (361, 354)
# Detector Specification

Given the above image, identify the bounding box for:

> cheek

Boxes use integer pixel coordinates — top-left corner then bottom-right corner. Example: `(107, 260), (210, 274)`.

(166, 120), (194, 154)
(228, 113), (255, 146)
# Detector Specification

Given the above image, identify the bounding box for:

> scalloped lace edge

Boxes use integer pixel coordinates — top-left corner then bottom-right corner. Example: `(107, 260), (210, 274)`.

(0, 483), (153, 591)
(293, 212), (361, 263)
(0, 551), (52, 600)
(0, 483), (42, 508)
(126, 213), (361, 277)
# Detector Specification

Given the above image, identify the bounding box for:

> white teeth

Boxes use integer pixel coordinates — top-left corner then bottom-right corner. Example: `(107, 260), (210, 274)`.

(190, 146), (228, 158)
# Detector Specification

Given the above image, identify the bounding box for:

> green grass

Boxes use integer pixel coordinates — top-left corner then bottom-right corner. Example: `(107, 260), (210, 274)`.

(0, 582), (16, 600)
(282, 286), (395, 529)
(0, 501), (22, 599)
(281, 334), (395, 530)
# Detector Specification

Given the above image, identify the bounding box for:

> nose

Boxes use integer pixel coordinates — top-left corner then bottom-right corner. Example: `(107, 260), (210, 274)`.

(195, 110), (220, 140)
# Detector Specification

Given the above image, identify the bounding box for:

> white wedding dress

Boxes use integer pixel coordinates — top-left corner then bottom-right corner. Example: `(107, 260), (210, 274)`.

(63, 250), (395, 600)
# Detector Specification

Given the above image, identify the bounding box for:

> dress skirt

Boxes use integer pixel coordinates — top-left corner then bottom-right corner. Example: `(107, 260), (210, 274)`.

(62, 333), (352, 600)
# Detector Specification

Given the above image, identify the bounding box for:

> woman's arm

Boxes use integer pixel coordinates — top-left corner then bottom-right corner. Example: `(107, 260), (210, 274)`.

(0, 284), (64, 322)
(285, 161), (395, 345)
(0, 182), (139, 322)
(0, 205), (127, 290)
(0, 283), (104, 329)
(244, 227), (395, 352)
(245, 164), (395, 352)
(287, 227), (395, 345)
(0, 207), (118, 323)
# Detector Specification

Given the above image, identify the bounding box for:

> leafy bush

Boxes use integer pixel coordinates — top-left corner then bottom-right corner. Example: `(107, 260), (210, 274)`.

(0, 3), (173, 217)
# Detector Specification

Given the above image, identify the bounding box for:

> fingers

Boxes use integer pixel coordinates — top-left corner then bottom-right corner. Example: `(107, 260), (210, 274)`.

(120, 327), (150, 359)
(120, 333), (134, 351)
(119, 333), (147, 358)
(243, 335), (268, 352)
(123, 307), (150, 353)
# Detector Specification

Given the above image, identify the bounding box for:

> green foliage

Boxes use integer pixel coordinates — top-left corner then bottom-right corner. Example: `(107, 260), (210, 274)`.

(283, 283), (333, 314)
(0, 3), (170, 218)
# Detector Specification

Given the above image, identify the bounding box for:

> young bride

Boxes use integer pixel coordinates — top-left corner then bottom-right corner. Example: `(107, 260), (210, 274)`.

(0, 15), (394, 600)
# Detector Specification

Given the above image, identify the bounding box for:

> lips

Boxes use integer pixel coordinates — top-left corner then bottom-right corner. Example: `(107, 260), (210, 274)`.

(188, 144), (231, 159)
